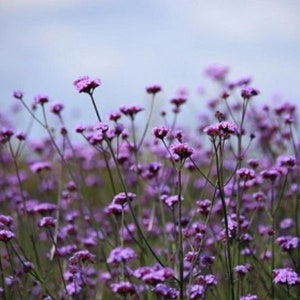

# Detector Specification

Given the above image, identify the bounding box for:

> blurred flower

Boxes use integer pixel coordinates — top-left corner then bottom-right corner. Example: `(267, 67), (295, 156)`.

(74, 76), (101, 94)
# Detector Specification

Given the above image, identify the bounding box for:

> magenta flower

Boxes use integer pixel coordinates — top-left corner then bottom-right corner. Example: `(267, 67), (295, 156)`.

(110, 281), (136, 295)
(240, 294), (258, 300)
(237, 168), (256, 181)
(50, 102), (64, 115)
(273, 268), (300, 286)
(107, 247), (137, 264)
(13, 90), (24, 100)
(171, 142), (194, 159)
(69, 250), (96, 265)
(34, 94), (49, 105)
(189, 284), (205, 299)
(154, 283), (179, 298)
(73, 76), (101, 94)
(30, 161), (52, 173)
(0, 230), (15, 243)
(112, 192), (136, 205)
(205, 65), (229, 81)
(146, 84), (162, 95)
(153, 125), (169, 140)
(120, 105), (144, 119)
(0, 215), (13, 228)
(39, 216), (56, 228)
(241, 86), (259, 99)
(203, 121), (237, 139)
(276, 235), (299, 251)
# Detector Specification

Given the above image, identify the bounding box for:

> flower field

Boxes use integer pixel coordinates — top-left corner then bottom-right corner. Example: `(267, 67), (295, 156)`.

(0, 66), (299, 299)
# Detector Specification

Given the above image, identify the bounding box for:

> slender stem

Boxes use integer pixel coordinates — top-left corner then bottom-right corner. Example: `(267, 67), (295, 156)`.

(89, 92), (102, 122)
(177, 164), (184, 299)
(137, 94), (155, 151)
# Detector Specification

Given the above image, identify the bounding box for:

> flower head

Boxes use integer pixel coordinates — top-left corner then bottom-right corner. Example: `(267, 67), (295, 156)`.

(171, 143), (194, 160)
(273, 268), (300, 286)
(73, 76), (101, 94)
(146, 84), (162, 95)
(0, 230), (15, 243)
(153, 125), (169, 140)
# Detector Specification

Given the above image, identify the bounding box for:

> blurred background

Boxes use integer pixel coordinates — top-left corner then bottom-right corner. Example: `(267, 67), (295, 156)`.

(1, 0), (300, 137)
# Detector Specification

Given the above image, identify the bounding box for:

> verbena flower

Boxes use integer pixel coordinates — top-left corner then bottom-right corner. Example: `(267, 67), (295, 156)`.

(107, 247), (137, 265)
(240, 294), (258, 300)
(34, 94), (49, 105)
(189, 284), (205, 299)
(39, 216), (56, 228)
(110, 281), (136, 295)
(13, 90), (24, 100)
(73, 76), (101, 94)
(203, 121), (237, 139)
(241, 86), (259, 99)
(153, 125), (169, 140)
(170, 143), (194, 160)
(0, 230), (15, 243)
(276, 235), (299, 251)
(273, 268), (300, 286)
(154, 283), (179, 299)
(69, 250), (96, 265)
(50, 103), (64, 115)
(146, 84), (162, 95)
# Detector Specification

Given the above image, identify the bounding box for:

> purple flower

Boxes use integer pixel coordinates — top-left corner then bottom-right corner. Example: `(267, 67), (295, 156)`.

(153, 125), (169, 140)
(146, 84), (162, 95)
(240, 294), (258, 300)
(237, 168), (256, 181)
(0, 128), (14, 144)
(39, 216), (56, 228)
(273, 268), (300, 286)
(154, 283), (179, 299)
(241, 86), (259, 99)
(0, 230), (15, 243)
(34, 94), (49, 105)
(13, 90), (24, 100)
(112, 192), (136, 205)
(75, 124), (86, 133)
(170, 97), (187, 107)
(107, 247), (137, 264)
(134, 265), (174, 285)
(234, 264), (251, 276)
(276, 235), (299, 251)
(161, 195), (184, 208)
(189, 284), (205, 299)
(120, 105), (144, 119)
(205, 65), (229, 81)
(260, 168), (280, 182)
(280, 218), (294, 230)
(276, 155), (296, 168)
(69, 250), (96, 265)
(0, 215), (13, 228)
(73, 76), (101, 94)
(110, 281), (136, 295)
(203, 121), (237, 139)
(30, 161), (52, 173)
(171, 143), (194, 159)
(50, 103), (64, 115)
(31, 202), (57, 214)
(109, 111), (122, 122)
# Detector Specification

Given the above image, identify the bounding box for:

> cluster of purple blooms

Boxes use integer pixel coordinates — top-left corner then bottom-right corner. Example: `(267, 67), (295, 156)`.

(0, 66), (300, 299)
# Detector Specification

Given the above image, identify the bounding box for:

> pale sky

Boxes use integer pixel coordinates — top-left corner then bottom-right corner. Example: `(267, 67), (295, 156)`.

(1, 0), (300, 137)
